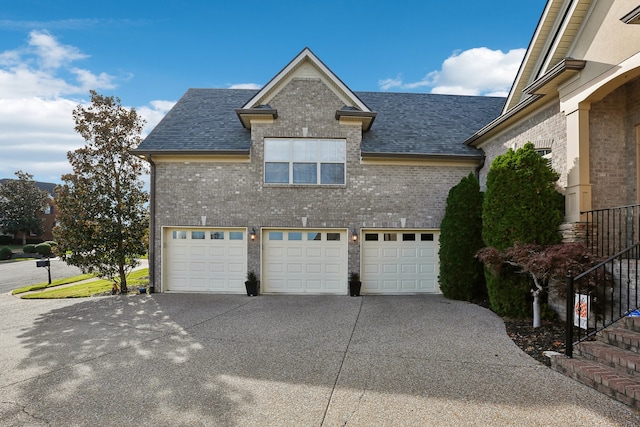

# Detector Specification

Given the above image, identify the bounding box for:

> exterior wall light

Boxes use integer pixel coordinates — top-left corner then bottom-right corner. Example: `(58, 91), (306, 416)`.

(351, 229), (358, 242)
(250, 227), (257, 241)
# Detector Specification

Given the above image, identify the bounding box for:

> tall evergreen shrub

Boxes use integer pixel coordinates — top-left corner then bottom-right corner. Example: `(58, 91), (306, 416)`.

(439, 173), (485, 301)
(482, 142), (564, 317)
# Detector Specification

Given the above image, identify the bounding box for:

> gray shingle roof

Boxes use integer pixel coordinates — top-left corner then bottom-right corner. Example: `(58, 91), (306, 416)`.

(135, 88), (505, 157)
(357, 92), (505, 157)
(135, 88), (257, 153)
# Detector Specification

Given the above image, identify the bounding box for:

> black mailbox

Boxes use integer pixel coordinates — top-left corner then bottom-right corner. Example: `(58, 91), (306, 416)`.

(36, 259), (50, 268)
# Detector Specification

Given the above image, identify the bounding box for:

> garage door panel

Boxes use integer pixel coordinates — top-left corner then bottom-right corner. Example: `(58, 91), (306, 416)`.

(210, 263), (224, 273)
(325, 248), (341, 257)
(228, 263), (244, 273)
(209, 247), (225, 256)
(325, 263), (341, 274)
(228, 247), (245, 257)
(402, 264), (417, 274)
(287, 263), (303, 273)
(287, 247), (303, 257)
(306, 264), (322, 274)
(402, 248), (417, 257)
(306, 280), (322, 290)
(383, 264), (398, 273)
(362, 230), (440, 294)
(306, 247), (322, 257)
(263, 229), (347, 294)
(190, 262), (206, 272)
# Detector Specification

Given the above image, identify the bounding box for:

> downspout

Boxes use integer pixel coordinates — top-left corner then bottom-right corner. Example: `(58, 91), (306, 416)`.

(145, 154), (156, 293)
(474, 154), (486, 181)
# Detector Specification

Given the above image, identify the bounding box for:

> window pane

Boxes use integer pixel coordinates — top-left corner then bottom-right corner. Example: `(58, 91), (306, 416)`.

(288, 232), (302, 240)
(307, 232), (321, 241)
(320, 140), (346, 162)
(293, 140), (317, 161)
(265, 162), (289, 183)
(229, 232), (243, 240)
(421, 233), (434, 241)
(327, 233), (340, 241)
(172, 230), (187, 239)
(384, 233), (397, 241)
(321, 163), (345, 184)
(211, 231), (225, 240)
(293, 163), (317, 184)
(191, 231), (205, 239)
(365, 233), (378, 241)
(264, 139), (290, 161)
(402, 233), (416, 241)
(269, 231), (283, 240)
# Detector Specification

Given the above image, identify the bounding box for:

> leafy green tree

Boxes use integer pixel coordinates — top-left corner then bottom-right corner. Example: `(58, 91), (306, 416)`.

(54, 91), (149, 293)
(481, 142), (565, 317)
(0, 171), (48, 245)
(438, 173), (485, 301)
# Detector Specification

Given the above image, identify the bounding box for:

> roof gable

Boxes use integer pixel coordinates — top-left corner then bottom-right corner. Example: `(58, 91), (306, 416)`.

(505, 0), (593, 112)
(241, 47), (371, 113)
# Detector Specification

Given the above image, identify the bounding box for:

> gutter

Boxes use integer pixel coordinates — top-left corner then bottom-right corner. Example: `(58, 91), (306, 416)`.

(131, 149), (250, 156)
(361, 152), (484, 162)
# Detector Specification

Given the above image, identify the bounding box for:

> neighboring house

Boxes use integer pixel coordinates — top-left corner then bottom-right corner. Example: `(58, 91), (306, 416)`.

(0, 179), (56, 243)
(466, 0), (640, 241)
(134, 48), (504, 294)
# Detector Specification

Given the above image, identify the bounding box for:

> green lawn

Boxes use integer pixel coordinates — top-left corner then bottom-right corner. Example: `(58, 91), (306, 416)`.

(19, 268), (149, 299)
(12, 274), (96, 294)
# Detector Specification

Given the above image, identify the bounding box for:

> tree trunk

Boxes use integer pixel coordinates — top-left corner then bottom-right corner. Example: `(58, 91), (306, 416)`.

(532, 290), (541, 328)
(119, 264), (128, 294)
(531, 275), (542, 328)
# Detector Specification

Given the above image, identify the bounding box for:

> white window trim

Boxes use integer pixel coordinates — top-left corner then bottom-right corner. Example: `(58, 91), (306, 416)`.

(264, 138), (346, 185)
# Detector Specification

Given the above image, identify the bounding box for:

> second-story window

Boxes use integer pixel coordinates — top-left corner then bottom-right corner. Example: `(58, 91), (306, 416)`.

(264, 138), (346, 185)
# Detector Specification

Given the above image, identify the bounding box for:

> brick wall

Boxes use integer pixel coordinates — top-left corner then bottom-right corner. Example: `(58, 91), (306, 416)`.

(152, 78), (476, 287)
(478, 101), (567, 190)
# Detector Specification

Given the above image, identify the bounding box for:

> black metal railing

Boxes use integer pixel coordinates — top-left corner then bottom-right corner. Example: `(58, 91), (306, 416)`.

(584, 204), (640, 258)
(565, 242), (640, 357)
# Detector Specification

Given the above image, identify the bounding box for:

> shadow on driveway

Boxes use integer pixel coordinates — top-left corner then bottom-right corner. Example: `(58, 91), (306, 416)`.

(1, 294), (639, 426)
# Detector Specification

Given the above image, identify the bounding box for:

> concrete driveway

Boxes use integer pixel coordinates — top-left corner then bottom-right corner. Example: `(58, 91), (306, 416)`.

(0, 293), (638, 426)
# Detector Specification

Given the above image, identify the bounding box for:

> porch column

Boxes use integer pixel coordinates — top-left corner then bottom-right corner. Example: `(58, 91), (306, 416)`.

(564, 104), (592, 223)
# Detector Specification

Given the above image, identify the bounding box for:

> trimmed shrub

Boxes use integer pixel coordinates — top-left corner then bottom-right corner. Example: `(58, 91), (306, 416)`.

(439, 173), (485, 301)
(23, 244), (36, 253)
(483, 142), (564, 250)
(35, 243), (52, 256)
(481, 142), (565, 318)
(0, 246), (12, 260)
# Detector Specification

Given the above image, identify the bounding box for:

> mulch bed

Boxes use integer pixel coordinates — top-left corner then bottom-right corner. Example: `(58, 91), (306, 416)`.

(503, 318), (566, 366)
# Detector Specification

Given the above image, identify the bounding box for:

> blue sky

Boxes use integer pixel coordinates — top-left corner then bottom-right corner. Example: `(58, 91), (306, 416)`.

(0, 0), (547, 184)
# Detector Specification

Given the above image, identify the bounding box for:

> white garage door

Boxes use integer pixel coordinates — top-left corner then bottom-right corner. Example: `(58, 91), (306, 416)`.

(361, 230), (440, 294)
(262, 229), (348, 294)
(163, 227), (247, 293)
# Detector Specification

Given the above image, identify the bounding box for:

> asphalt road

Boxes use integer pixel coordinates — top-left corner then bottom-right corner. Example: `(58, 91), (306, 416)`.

(0, 258), (88, 293)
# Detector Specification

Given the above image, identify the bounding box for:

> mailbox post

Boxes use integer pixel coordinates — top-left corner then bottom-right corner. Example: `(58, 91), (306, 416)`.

(36, 258), (51, 285)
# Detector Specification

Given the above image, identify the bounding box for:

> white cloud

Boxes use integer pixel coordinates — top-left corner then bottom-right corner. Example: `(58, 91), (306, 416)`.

(228, 83), (261, 90)
(0, 31), (173, 185)
(379, 47), (525, 97)
(137, 100), (177, 135)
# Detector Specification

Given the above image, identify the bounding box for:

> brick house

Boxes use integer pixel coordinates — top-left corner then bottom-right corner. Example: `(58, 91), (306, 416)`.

(466, 0), (640, 240)
(134, 48), (504, 294)
(0, 179), (56, 243)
